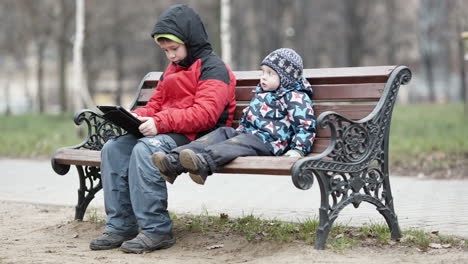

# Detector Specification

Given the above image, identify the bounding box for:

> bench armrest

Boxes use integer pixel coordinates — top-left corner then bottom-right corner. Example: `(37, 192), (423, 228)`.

(291, 66), (412, 190)
(71, 109), (127, 150)
(51, 109), (127, 175)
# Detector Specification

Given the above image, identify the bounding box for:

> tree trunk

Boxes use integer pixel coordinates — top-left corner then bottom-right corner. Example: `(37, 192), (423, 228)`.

(418, 0), (450, 103)
(5, 75), (11, 115)
(73, 0), (94, 112)
(112, 0), (124, 106)
(220, 0), (232, 68)
(73, 0), (84, 112)
(57, 0), (69, 112)
(37, 41), (46, 113)
(344, 0), (365, 66)
(385, 0), (396, 64)
(459, 36), (467, 118)
(115, 43), (124, 106)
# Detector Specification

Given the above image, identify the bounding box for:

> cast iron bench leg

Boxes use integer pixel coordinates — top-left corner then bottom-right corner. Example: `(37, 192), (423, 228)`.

(74, 165), (102, 220)
(311, 169), (401, 249)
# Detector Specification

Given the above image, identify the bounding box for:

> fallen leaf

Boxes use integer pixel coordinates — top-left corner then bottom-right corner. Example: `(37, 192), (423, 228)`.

(401, 234), (415, 242)
(442, 244), (451, 248)
(220, 213), (229, 219)
(206, 244), (224, 250)
(335, 234), (344, 239)
(429, 243), (442, 249)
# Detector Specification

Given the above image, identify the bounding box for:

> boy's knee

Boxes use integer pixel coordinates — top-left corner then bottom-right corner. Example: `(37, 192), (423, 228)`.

(102, 138), (117, 156)
(131, 141), (152, 159)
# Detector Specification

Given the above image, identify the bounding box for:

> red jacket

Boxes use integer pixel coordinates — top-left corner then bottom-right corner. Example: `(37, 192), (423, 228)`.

(133, 58), (236, 141)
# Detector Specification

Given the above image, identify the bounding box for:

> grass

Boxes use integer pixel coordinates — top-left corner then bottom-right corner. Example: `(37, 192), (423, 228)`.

(0, 103), (466, 161)
(389, 103), (467, 159)
(0, 113), (82, 158)
(82, 206), (468, 251)
(87, 205), (468, 252)
(170, 212), (467, 251)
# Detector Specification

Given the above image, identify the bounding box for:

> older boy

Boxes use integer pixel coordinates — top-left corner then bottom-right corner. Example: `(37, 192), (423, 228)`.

(89, 5), (236, 254)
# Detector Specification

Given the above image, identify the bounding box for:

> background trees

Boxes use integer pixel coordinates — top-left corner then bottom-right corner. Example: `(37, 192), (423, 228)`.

(1, 0), (467, 114)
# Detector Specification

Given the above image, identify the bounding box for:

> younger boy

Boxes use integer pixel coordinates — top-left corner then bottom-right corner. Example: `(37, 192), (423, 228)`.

(152, 48), (316, 185)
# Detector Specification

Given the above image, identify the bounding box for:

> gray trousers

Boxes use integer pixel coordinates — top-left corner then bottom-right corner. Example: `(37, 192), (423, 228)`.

(173, 127), (273, 172)
(101, 134), (177, 238)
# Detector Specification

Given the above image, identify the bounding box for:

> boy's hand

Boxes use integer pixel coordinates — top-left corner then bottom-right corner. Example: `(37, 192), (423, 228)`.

(138, 116), (158, 136)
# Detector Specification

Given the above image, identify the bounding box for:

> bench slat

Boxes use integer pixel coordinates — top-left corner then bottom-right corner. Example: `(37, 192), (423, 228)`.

(137, 83), (385, 104)
(139, 66), (395, 89)
(53, 138), (329, 170)
(54, 149), (101, 167)
(218, 156), (300, 175)
(234, 104), (376, 121)
(54, 149), (314, 175)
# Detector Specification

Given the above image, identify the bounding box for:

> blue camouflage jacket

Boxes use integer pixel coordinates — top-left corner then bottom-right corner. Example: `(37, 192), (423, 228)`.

(236, 78), (316, 156)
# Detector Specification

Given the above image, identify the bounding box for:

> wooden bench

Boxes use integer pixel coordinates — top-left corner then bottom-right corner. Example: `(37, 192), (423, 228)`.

(51, 65), (412, 249)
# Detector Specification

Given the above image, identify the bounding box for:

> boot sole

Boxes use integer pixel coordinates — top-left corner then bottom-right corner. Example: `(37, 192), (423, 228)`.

(179, 150), (206, 185)
(152, 152), (176, 184)
(90, 234), (136, 250)
(90, 243), (122, 250)
(120, 237), (176, 254)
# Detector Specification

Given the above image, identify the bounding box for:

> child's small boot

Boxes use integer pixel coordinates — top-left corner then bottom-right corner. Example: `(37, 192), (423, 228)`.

(179, 149), (211, 185)
(151, 152), (185, 184)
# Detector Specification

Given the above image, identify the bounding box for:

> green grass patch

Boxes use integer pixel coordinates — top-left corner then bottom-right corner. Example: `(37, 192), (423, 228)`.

(0, 103), (466, 164)
(171, 213), (468, 251)
(0, 113), (82, 158)
(87, 208), (106, 224)
(389, 103), (467, 159)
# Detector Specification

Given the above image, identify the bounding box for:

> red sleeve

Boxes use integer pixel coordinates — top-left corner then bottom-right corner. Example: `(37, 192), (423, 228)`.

(153, 79), (231, 134)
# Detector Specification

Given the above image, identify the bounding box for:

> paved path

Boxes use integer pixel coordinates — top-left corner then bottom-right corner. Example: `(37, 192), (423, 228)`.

(1, 158), (467, 238)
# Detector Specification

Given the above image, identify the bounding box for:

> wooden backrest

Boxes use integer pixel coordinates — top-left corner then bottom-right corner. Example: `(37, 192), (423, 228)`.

(130, 66), (396, 154)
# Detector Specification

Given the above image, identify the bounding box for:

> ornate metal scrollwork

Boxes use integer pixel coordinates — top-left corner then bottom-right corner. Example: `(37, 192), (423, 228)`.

(73, 109), (127, 150)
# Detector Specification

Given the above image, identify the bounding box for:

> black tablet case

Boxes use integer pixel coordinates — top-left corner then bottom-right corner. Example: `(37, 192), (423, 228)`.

(97, 106), (143, 138)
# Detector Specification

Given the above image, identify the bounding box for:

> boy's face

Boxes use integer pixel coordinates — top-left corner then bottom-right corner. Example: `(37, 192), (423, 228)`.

(157, 39), (188, 64)
(260, 65), (280, 91)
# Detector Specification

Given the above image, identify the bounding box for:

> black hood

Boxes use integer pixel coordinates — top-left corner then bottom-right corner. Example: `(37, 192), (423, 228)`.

(151, 4), (213, 68)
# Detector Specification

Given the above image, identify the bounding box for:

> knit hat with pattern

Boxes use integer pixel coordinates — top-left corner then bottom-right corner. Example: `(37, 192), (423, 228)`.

(261, 48), (303, 89)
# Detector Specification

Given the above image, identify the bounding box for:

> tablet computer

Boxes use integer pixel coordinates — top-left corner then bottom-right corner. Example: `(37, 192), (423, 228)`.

(97, 105), (143, 138)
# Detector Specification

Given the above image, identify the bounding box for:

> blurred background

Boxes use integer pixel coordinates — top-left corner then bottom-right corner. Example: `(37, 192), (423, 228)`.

(0, 0), (466, 177)
(1, 0), (468, 113)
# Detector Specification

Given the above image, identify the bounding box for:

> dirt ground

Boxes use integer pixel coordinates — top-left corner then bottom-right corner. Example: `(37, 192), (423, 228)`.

(1, 201), (467, 264)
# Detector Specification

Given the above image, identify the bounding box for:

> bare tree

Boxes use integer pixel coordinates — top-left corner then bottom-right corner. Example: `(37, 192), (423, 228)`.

(0, 0), (26, 114)
(344, 0), (372, 66)
(385, 0), (397, 64)
(220, 0), (232, 67)
(452, 0), (468, 114)
(419, 0), (451, 103)
(72, 0), (93, 112)
(55, 0), (74, 112)
(18, 0), (56, 112)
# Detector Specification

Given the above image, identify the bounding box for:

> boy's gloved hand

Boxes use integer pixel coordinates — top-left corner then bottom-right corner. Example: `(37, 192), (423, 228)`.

(283, 149), (304, 157)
